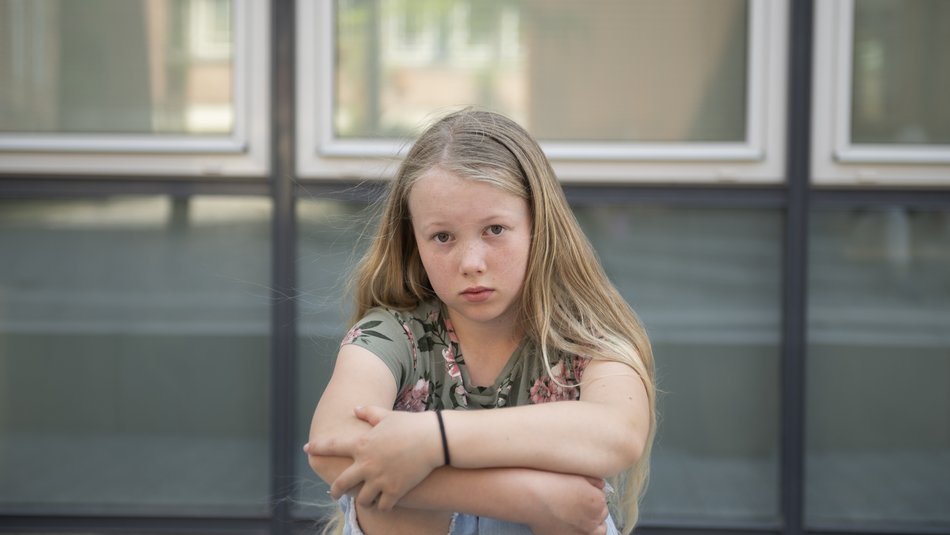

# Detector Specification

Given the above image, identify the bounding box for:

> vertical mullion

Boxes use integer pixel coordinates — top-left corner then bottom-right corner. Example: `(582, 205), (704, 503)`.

(271, 0), (296, 534)
(782, 0), (814, 534)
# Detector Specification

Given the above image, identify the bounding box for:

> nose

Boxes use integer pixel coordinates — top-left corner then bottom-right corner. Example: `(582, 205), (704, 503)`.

(458, 239), (487, 275)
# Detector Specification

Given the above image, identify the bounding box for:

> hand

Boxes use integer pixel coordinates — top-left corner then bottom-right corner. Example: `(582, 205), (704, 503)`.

(526, 473), (609, 535)
(307, 406), (444, 512)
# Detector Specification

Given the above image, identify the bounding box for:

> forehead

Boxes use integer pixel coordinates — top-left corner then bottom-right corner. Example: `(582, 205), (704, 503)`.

(407, 167), (530, 223)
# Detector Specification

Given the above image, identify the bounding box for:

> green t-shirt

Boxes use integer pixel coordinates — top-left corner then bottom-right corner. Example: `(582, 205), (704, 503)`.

(341, 300), (589, 411)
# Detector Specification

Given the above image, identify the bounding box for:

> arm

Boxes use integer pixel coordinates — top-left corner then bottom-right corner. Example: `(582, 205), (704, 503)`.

(320, 357), (651, 498)
(444, 359), (651, 477)
(308, 344), (609, 532)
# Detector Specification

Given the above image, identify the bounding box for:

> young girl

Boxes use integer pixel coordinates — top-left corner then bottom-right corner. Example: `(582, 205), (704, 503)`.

(304, 109), (656, 535)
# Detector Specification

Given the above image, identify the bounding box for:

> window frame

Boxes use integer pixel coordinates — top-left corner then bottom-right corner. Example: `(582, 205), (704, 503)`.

(296, 0), (788, 184)
(811, 0), (950, 187)
(0, 0), (269, 177)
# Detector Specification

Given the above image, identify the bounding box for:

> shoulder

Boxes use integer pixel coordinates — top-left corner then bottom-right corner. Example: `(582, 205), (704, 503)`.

(343, 301), (440, 343)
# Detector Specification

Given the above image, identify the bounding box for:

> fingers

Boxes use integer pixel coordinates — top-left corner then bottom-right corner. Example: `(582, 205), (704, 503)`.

(353, 483), (398, 512)
(304, 435), (354, 458)
(375, 492), (398, 512)
(329, 464), (364, 500)
(355, 483), (381, 509)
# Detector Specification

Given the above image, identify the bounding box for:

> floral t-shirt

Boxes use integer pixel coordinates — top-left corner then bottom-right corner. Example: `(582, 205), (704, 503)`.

(341, 300), (589, 411)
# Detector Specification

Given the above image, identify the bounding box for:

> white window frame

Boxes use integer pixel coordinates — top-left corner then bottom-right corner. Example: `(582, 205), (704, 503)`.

(0, 0), (269, 177)
(812, 0), (950, 186)
(297, 0), (787, 184)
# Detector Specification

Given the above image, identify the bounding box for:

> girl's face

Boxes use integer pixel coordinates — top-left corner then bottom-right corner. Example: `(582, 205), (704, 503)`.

(408, 167), (532, 334)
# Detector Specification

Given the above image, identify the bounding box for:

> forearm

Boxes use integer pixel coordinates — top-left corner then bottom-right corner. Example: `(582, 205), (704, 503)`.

(308, 423), (552, 524)
(309, 453), (584, 526)
(399, 465), (547, 522)
(443, 400), (644, 478)
(442, 361), (651, 478)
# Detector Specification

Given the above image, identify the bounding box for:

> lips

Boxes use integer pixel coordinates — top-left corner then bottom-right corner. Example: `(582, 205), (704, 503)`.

(460, 286), (493, 302)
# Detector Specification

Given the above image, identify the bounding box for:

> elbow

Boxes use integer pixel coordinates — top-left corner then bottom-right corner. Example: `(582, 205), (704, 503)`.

(307, 449), (352, 486)
(305, 434), (351, 485)
(307, 450), (331, 481)
(599, 438), (643, 477)
(619, 430), (647, 468)
(600, 418), (649, 477)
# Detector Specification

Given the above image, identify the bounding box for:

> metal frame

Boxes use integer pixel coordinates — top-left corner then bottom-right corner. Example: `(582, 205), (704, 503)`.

(2, 0), (949, 534)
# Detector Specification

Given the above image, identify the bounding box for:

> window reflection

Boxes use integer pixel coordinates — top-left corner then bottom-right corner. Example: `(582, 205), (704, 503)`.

(807, 208), (950, 529)
(852, 0), (950, 145)
(0, 0), (234, 135)
(0, 197), (271, 514)
(335, 0), (748, 143)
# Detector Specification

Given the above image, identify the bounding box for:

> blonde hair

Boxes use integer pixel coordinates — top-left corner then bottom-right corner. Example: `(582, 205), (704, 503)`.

(350, 108), (656, 532)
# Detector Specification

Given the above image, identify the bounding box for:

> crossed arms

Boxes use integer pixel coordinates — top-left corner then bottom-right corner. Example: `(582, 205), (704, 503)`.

(305, 344), (649, 534)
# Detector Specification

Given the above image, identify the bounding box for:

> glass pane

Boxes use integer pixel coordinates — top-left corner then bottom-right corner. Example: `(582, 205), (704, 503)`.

(807, 208), (950, 530)
(852, 0), (950, 145)
(294, 198), (373, 516)
(336, 0), (747, 143)
(577, 206), (782, 523)
(0, 0), (234, 135)
(0, 196), (270, 515)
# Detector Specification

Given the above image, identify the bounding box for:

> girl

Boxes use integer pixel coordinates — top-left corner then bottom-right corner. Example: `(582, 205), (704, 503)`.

(305, 109), (655, 535)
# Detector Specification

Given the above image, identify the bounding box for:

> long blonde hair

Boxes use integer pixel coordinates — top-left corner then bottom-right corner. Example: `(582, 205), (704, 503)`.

(350, 108), (656, 532)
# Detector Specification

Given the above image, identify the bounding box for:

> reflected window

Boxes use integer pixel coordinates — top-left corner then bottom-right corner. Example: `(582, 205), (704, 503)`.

(0, 196), (271, 515)
(852, 0), (950, 145)
(575, 205), (782, 524)
(335, 0), (748, 143)
(0, 0), (234, 135)
(807, 207), (950, 530)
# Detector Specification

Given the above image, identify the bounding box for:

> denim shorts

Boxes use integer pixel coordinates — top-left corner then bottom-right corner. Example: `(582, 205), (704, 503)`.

(339, 495), (619, 535)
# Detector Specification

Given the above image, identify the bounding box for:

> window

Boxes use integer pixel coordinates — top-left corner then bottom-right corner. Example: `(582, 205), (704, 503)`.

(0, 0), (269, 176)
(582, 205), (782, 524)
(0, 196), (272, 515)
(297, 0), (787, 183)
(806, 207), (950, 530)
(812, 0), (950, 185)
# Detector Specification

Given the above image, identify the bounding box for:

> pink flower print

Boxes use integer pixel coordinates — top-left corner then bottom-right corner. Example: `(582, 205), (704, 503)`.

(394, 379), (430, 412)
(454, 384), (469, 408)
(443, 346), (461, 380)
(529, 361), (580, 404)
(572, 357), (590, 382)
(402, 322), (418, 368)
(443, 318), (460, 344)
(340, 327), (362, 347)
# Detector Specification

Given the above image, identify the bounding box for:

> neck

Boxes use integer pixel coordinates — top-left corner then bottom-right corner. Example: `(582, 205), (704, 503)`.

(446, 310), (524, 374)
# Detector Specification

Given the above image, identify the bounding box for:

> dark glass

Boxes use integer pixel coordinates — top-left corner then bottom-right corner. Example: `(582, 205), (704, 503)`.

(0, 196), (270, 515)
(576, 205), (783, 523)
(807, 207), (950, 530)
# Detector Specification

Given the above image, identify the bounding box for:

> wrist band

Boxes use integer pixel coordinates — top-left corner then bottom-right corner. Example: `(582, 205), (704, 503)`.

(435, 410), (451, 466)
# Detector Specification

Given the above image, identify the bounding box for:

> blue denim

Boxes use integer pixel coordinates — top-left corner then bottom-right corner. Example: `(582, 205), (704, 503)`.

(339, 495), (619, 534)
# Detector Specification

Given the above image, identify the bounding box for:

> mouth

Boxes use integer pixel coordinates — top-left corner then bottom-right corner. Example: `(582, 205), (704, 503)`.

(460, 287), (493, 301)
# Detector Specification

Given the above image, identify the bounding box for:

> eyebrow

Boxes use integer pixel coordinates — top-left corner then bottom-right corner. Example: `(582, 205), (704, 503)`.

(415, 211), (519, 229)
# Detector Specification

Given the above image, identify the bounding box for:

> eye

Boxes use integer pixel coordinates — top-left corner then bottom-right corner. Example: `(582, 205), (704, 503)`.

(433, 232), (451, 243)
(487, 224), (505, 236)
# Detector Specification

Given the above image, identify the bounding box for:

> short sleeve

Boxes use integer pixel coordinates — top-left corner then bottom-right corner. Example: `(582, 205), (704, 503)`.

(340, 308), (414, 392)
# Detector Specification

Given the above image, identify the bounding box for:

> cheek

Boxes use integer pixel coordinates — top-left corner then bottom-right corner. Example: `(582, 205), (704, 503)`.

(417, 248), (449, 284)
(501, 239), (531, 281)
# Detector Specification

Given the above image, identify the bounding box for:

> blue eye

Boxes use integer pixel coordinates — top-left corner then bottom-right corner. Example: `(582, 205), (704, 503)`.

(434, 232), (451, 243)
(488, 225), (504, 235)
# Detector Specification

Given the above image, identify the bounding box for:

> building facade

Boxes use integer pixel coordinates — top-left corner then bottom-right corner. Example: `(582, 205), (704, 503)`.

(1, 1), (948, 534)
